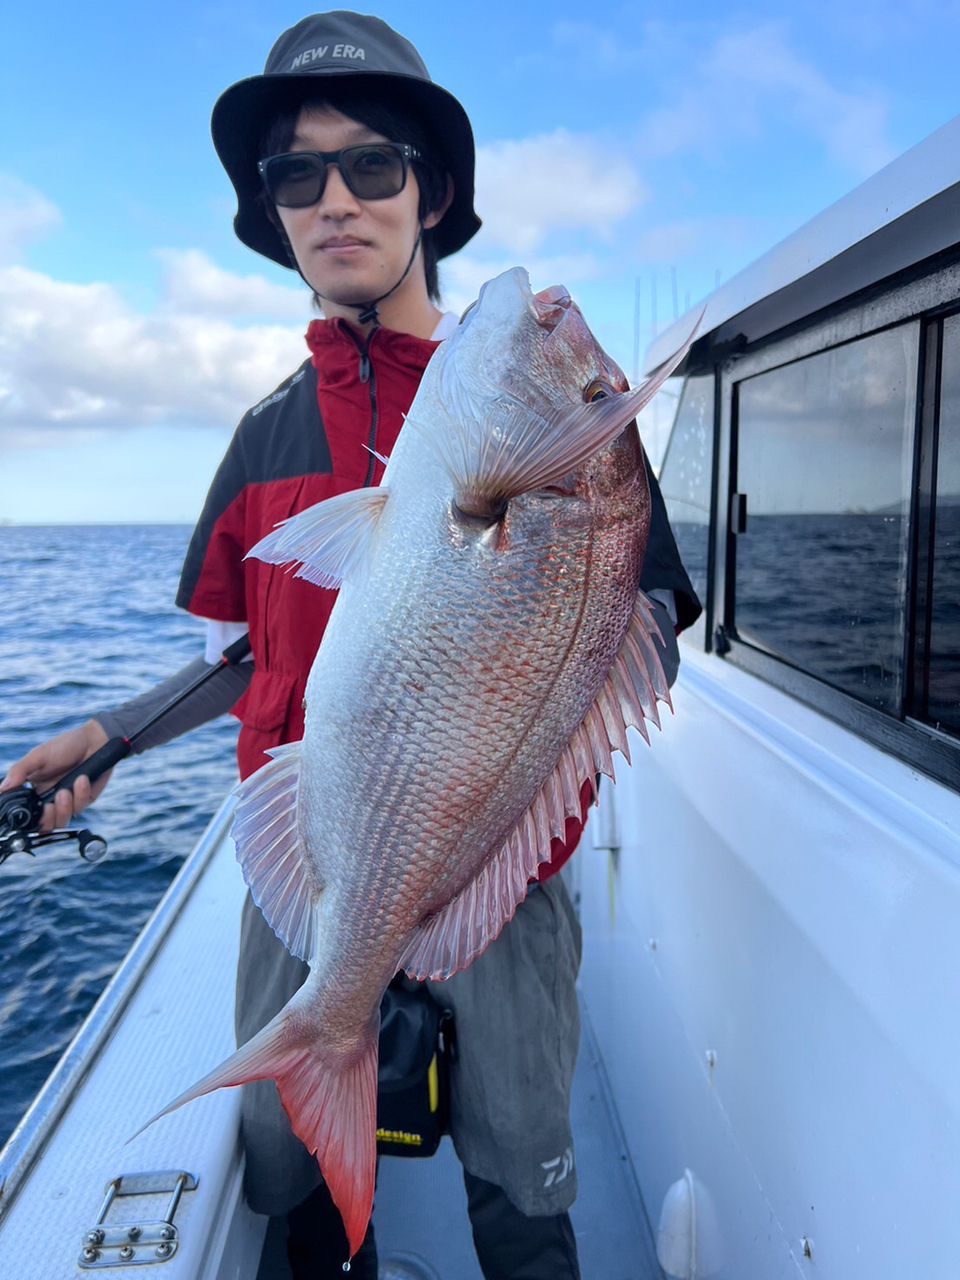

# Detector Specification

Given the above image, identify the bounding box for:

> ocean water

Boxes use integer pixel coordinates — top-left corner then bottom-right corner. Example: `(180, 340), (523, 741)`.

(2, 516), (955, 1154)
(0, 525), (239, 1146)
(669, 510), (960, 728)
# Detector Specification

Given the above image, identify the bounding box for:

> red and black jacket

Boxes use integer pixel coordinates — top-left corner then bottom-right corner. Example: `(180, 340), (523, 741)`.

(177, 319), (700, 879)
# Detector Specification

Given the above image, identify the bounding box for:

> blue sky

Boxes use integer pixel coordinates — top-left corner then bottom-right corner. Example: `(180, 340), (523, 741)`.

(2, 0), (959, 522)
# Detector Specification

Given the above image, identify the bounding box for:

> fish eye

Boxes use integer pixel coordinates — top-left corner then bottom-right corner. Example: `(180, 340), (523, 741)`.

(583, 379), (613, 403)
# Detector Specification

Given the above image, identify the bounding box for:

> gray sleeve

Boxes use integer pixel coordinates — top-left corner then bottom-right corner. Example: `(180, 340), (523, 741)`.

(649, 596), (680, 690)
(93, 658), (253, 754)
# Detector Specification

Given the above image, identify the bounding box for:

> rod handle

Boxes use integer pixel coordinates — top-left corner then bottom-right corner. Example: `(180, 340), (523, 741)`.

(41, 737), (133, 803)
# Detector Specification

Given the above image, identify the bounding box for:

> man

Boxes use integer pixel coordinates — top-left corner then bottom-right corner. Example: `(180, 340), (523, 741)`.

(1, 13), (700, 1278)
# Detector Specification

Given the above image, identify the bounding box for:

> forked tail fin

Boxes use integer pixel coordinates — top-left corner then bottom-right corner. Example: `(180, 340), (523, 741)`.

(134, 1000), (380, 1259)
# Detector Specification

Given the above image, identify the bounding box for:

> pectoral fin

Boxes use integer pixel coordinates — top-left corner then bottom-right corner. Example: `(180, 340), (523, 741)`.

(419, 322), (697, 514)
(246, 486), (389, 588)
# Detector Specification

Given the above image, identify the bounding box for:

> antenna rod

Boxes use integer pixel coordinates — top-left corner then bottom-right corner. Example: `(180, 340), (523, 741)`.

(633, 276), (642, 384)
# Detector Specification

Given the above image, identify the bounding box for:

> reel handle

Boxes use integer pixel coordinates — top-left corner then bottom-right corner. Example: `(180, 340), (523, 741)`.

(42, 737), (132, 804)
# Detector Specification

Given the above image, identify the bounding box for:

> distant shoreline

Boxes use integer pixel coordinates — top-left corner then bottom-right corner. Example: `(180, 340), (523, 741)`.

(0, 520), (194, 529)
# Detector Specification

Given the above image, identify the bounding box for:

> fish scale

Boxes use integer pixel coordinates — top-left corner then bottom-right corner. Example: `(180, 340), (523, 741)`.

(138, 267), (695, 1260)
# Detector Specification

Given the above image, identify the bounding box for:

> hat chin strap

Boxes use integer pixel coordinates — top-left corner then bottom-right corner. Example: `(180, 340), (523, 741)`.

(349, 228), (422, 328)
(281, 224), (424, 330)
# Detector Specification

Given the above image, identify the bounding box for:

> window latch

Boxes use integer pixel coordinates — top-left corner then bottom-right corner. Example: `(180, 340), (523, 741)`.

(729, 492), (748, 534)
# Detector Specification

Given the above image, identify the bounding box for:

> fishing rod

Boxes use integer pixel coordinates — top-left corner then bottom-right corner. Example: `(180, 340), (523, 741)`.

(0, 635), (251, 867)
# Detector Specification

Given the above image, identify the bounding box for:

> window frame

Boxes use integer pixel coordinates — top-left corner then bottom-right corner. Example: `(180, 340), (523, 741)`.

(656, 370), (719, 653)
(701, 256), (960, 791)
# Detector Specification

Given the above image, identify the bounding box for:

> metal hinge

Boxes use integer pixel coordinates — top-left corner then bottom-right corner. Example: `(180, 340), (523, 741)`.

(78, 1170), (198, 1268)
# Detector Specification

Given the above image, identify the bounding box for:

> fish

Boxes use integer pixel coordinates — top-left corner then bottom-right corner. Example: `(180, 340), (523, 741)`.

(141, 267), (693, 1257)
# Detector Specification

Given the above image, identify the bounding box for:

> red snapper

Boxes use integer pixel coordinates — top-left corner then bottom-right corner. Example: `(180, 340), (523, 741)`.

(143, 267), (692, 1256)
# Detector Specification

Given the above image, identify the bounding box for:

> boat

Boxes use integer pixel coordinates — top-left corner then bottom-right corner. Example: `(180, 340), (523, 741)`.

(571, 110), (960, 1277)
(1, 113), (958, 1278)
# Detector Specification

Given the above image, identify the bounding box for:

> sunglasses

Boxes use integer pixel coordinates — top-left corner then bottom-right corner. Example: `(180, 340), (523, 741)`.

(258, 143), (423, 208)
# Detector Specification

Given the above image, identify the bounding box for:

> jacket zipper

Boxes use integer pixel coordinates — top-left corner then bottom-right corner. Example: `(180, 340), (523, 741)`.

(345, 325), (380, 487)
(259, 326), (378, 687)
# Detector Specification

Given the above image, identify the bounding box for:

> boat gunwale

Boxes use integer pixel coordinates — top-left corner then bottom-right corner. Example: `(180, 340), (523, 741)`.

(0, 795), (237, 1220)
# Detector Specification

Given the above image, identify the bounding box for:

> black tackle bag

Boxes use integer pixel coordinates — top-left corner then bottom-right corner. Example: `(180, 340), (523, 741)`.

(376, 975), (455, 1158)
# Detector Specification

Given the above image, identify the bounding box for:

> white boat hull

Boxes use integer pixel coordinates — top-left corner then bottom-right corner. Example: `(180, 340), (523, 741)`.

(576, 642), (960, 1279)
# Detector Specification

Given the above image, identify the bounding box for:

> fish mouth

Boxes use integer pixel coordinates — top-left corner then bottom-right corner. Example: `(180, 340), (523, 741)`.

(531, 282), (628, 391)
(530, 284), (574, 333)
(530, 283), (604, 370)
(456, 267), (627, 390)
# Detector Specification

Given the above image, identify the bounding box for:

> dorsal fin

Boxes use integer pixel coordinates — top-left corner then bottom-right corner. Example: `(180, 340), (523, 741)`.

(399, 591), (672, 981)
(245, 486), (389, 589)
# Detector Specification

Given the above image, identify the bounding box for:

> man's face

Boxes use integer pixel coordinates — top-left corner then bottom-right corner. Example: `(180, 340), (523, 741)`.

(273, 106), (431, 318)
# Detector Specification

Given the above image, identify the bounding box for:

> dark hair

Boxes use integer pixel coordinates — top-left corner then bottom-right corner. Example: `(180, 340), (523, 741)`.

(258, 85), (449, 304)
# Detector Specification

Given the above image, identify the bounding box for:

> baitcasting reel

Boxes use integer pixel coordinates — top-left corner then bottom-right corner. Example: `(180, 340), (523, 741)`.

(0, 731), (134, 867)
(0, 777), (111, 867)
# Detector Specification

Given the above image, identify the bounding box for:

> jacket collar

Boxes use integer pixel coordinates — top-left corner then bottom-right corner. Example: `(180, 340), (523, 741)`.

(305, 317), (440, 377)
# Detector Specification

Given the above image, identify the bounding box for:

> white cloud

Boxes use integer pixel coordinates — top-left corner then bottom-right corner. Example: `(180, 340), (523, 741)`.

(0, 175), (62, 264)
(548, 20), (642, 70)
(0, 263), (307, 442)
(0, 175), (313, 447)
(630, 213), (772, 266)
(474, 130), (648, 254)
(640, 23), (894, 177)
(156, 248), (309, 321)
(709, 26), (894, 175)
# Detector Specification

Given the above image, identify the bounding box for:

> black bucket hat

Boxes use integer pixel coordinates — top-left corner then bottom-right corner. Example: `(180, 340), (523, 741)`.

(212, 11), (482, 268)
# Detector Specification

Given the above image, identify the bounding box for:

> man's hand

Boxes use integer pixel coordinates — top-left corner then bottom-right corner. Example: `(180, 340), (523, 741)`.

(0, 721), (112, 832)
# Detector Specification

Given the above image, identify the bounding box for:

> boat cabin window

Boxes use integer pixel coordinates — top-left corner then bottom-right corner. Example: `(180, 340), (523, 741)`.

(658, 372), (714, 644)
(661, 259), (960, 788)
(733, 325), (918, 713)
